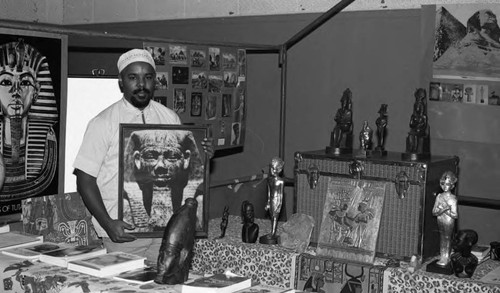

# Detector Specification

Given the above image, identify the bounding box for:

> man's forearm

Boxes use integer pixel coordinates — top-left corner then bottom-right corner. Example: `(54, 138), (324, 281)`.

(75, 169), (113, 230)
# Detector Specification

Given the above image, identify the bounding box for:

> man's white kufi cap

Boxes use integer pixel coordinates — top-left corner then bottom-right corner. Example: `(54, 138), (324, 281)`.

(117, 49), (156, 73)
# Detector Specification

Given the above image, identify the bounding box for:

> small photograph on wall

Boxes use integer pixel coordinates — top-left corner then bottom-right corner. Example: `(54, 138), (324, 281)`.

(450, 84), (463, 102)
(463, 84), (476, 104)
(145, 46), (166, 66)
(222, 51), (236, 70)
(233, 83), (246, 122)
(208, 74), (223, 93)
(174, 88), (187, 114)
(433, 4), (500, 80)
(206, 95), (217, 121)
(0, 29), (65, 204)
(440, 83), (463, 102)
(191, 92), (202, 117)
(169, 44), (187, 64)
(155, 71), (168, 90)
(224, 71), (238, 88)
(209, 47), (221, 71)
(477, 84), (489, 105)
(222, 94), (232, 117)
(489, 90), (500, 105)
(118, 124), (210, 238)
(190, 49), (206, 68)
(231, 122), (241, 145)
(191, 70), (207, 89)
(172, 66), (189, 84)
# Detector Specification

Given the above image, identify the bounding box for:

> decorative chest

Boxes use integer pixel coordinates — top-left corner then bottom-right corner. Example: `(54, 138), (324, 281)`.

(294, 150), (459, 261)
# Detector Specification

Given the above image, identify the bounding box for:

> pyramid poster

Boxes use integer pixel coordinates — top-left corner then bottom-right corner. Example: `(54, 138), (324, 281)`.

(433, 4), (500, 80)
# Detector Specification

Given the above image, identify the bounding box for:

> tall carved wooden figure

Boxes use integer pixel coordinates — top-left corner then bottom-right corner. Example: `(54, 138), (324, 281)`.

(155, 198), (198, 284)
(374, 104), (388, 156)
(241, 200), (259, 243)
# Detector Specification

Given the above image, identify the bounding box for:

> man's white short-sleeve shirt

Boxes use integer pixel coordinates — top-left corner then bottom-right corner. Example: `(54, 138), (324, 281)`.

(73, 97), (181, 236)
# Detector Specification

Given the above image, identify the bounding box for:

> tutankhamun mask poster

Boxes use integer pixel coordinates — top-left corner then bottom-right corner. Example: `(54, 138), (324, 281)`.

(0, 29), (64, 203)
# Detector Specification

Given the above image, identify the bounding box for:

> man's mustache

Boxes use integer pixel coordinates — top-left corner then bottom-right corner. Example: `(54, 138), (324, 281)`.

(133, 88), (151, 94)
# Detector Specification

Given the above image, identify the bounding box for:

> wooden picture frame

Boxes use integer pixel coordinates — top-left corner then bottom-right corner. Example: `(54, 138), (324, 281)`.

(118, 124), (209, 238)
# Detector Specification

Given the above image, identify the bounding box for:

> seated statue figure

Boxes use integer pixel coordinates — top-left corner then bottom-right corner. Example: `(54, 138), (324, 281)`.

(404, 88), (430, 159)
(329, 88), (353, 153)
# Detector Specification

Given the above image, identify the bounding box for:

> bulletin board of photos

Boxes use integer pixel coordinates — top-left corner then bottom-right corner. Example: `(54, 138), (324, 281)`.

(429, 80), (500, 106)
(144, 42), (247, 150)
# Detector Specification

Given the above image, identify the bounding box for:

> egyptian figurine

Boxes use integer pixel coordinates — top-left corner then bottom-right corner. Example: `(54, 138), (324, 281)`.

(450, 229), (479, 278)
(403, 88), (430, 160)
(374, 104), (388, 155)
(241, 200), (259, 243)
(433, 171), (458, 268)
(155, 198), (197, 284)
(327, 88), (353, 155)
(260, 157), (284, 245)
(217, 206), (229, 239)
(356, 120), (373, 158)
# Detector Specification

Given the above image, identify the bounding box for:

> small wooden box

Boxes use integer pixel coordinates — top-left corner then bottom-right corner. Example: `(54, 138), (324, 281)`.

(294, 150), (459, 261)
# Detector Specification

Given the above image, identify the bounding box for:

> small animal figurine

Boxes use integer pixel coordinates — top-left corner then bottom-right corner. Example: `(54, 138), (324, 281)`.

(155, 198), (198, 285)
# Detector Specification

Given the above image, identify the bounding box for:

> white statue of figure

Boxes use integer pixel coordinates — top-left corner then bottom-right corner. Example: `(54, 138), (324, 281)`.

(432, 171), (458, 267)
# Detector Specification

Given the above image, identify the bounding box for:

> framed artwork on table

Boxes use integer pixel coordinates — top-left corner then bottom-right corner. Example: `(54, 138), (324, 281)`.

(118, 124), (209, 238)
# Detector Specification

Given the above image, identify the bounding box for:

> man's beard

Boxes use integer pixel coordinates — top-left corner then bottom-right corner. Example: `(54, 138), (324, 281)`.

(131, 98), (150, 109)
(131, 89), (152, 108)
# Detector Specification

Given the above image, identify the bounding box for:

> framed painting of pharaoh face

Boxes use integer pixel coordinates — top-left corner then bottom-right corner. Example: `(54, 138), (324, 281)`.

(0, 28), (66, 210)
(118, 124), (209, 238)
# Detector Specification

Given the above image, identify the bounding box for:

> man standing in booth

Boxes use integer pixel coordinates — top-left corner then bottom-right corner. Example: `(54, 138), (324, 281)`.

(73, 49), (212, 262)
